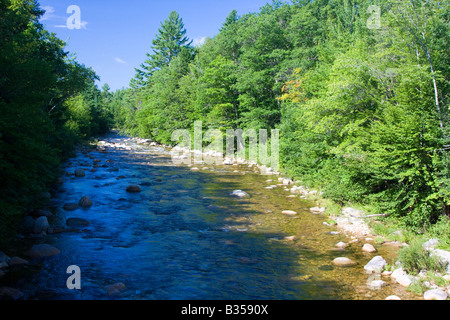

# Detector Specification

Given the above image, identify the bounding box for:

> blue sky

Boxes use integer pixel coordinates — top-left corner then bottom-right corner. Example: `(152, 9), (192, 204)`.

(38, 0), (271, 92)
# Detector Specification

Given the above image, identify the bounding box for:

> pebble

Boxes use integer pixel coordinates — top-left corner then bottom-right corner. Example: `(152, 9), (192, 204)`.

(310, 207), (326, 214)
(362, 243), (377, 253)
(336, 242), (347, 249)
(332, 257), (357, 267)
(282, 210), (297, 216)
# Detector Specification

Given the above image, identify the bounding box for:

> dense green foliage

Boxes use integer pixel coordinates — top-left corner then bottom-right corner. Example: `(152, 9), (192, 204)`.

(113, 0), (449, 230)
(0, 0), (112, 243)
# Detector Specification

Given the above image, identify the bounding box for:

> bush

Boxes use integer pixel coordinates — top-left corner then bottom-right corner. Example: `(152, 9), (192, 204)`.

(398, 239), (448, 274)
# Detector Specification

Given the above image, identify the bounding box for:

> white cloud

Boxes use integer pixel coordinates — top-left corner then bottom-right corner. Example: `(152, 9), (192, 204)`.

(193, 37), (207, 47)
(114, 57), (127, 64)
(40, 6), (55, 21)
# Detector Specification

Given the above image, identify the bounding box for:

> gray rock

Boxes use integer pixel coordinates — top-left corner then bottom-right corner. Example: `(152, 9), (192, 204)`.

(391, 268), (412, 287)
(33, 216), (49, 234)
(423, 289), (447, 300)
(63, 203), (79, 211)
(364, 256), (387, 273)
(26, 244), (60, 258)
(8, 257), (29, 267)
(332, 257), (357, 267)
(78, 195), (93, 208)
(422, 238), (439, 251)
(430, 249), (450, 267)
(66, 218), (90, 227)
(74, 169), (85, 177)
(230, 190), (250, 198)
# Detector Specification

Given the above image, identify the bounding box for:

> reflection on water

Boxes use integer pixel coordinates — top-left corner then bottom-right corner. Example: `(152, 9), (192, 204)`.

(4, 133), (418, 300)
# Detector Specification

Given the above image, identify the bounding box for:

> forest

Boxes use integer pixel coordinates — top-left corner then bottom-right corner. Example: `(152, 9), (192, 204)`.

(0, 0), (449, 245)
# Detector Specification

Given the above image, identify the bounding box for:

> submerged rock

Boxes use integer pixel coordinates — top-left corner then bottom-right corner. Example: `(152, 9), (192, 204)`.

(66, 218), (90, 227)
(63, 203), (79, 211)
(230, 190), (250, 198)
(332, 257), (357, 267)
(74, 169), (85, 177)
(126, 185), (141, 193)
(78, 195), (93, 208)
(26, 244), (60, 258)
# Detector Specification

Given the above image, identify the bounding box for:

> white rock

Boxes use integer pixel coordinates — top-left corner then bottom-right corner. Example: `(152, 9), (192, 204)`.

(364, 256), (387, 273)
(332, 257), (357, 266)
(362, 243), (377, 253)
(368, 280), (388, 290)
(385, 295), (401, 300)
(310, 207), (326, 214)
(282, 210), (297, 216)
(336, 242), (347, 249)
(423, 289), (447, 300)
(391, 268), (412, 287)
(223, 158), (233, 165)
(230, 190), (250, 198)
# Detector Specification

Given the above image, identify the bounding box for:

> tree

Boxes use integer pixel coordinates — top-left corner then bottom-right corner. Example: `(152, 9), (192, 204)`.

(132, 11), (193, 86)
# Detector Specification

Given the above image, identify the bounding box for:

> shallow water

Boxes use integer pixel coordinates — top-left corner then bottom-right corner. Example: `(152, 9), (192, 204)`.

(3, 132), (418, 300)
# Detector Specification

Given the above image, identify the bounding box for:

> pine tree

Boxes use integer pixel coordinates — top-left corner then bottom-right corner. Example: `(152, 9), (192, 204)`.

(132, 11), (193, 86)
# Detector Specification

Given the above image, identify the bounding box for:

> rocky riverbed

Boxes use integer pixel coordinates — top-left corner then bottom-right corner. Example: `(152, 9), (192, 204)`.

(0, 132), (446, 300)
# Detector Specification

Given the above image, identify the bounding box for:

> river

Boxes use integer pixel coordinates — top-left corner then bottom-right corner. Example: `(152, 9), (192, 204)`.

(3, 132), (417, 300)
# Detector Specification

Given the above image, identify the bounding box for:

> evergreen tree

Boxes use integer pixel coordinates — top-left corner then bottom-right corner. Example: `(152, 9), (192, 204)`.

(132, 11), (193, 86)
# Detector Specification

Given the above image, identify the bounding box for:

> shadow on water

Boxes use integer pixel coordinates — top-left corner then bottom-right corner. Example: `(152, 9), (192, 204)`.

(1, 132), (416, 300)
